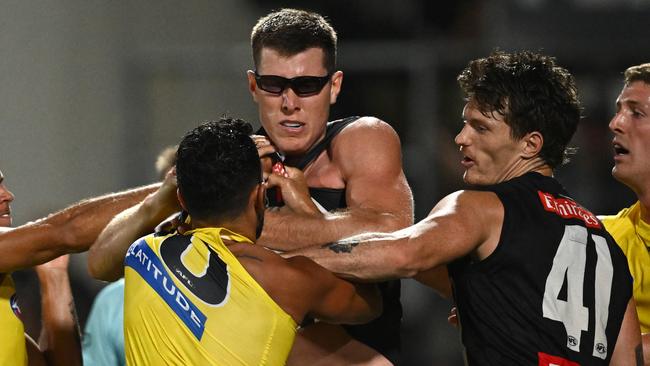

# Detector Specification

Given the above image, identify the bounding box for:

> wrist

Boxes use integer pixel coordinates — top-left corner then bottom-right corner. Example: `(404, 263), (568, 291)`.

(140, 193), (175, 225)
(301, 201), (323, 217)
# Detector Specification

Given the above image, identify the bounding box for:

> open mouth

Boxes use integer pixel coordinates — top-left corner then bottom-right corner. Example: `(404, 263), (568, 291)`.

(0, 210), (11, 224)
(613, 143), (629, 156)
(461, 156), (474, 167)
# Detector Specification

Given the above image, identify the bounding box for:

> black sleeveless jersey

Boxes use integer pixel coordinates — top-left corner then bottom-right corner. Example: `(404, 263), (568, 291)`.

(259, 117), (403, 365)
(448, 172), (633, 366)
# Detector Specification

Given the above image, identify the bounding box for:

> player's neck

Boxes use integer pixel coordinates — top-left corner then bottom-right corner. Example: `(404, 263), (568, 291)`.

(499, 158), (552, 183)
(190, 217), (256, 244)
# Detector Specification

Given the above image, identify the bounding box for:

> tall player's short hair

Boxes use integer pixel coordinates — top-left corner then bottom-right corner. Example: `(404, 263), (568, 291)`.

(457, 50), (581, 168)
(176, 118), (261, 221)
(251, 8), (337, 73)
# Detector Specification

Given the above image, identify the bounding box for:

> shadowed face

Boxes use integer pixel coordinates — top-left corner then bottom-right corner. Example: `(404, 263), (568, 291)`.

(248, 47), (342, 158)
(609, 81), (650, 194)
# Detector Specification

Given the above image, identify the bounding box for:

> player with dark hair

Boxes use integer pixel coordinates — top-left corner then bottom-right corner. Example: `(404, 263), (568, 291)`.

(121, 118), (380, 365)
(600, 62), (650, 363)
(292, 51), (643, 365)
(249, 9), (412, 365)
(90, 8), (413, 366)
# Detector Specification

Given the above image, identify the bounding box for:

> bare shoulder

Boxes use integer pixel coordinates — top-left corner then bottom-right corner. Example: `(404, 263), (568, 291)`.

(444, 189), (502, 207)
(332, 117), (403, 177)
(435, 190), (503, 222)
(435, 190), (504, 257)
(230, 245), (323, 321)
(337, 116), (400, 145)
(230, 244), (311, 287)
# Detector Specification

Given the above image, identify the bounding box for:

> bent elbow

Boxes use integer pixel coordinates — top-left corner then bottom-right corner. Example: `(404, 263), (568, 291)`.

(87, 245), (121, 282)
(86, 252), (103, 280)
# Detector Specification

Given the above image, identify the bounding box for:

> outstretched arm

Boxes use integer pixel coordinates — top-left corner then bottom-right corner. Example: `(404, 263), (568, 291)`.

(0, 184), (158, 273)
(258, 118), (414, 250)
(88, 171), (180, 281)
(288, 190), (501, 294)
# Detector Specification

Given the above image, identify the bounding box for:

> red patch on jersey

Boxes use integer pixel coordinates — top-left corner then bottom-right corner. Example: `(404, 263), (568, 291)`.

(537, 191), (601, 228)
(538, 352), (579, 366)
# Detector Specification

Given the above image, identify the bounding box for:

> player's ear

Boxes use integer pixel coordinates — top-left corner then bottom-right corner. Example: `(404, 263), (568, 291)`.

(177, 188), (188, 212)
(329, 71), (343, 104)
(521, 131), (543, 159)
(247, 70), (259, 103)
(252, 183), (266, 213)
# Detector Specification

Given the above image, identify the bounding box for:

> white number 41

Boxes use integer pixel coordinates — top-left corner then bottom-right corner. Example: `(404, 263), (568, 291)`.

(542, 225), (613, 360)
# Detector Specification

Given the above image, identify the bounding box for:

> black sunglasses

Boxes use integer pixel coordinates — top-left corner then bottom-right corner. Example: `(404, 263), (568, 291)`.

(254, 71), (332, 97)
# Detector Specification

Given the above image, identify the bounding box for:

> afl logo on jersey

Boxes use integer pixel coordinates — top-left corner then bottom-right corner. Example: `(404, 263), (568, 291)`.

(160, 235), (230, 306)
(567, 336), (578, 347)
(10, 294), (21, 319)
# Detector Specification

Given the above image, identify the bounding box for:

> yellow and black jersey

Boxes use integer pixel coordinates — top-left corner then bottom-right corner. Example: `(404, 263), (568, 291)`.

(602, 201), (650, 333)
(124, 227), (297, 366)
(0, 273), (27, 366)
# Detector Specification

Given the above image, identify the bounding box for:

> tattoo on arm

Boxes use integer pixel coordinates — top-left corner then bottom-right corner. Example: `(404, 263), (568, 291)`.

(323, 240), (360, 254)
(635, 342), (643, 366)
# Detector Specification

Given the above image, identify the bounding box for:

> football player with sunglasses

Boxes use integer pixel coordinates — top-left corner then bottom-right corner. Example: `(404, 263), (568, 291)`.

(89, 8), (414, 366)
(246, 9), (414, 366)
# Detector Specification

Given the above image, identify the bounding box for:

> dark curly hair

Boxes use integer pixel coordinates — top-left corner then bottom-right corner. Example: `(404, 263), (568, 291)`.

(457, 50), (581, 168)
(251, 8), (337, 73)
(176, 117), (261, 221)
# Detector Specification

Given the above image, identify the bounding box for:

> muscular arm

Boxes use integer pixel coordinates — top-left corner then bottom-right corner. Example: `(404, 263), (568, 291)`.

(288, 190), (501, 294)
(233, 244), (381, 326)
(289, 255), (381, 325)
(34, 255), (81, 366)
(88, 173), (179, 281)
(0, 184), (158, 272)
(259, 118), (414, 250)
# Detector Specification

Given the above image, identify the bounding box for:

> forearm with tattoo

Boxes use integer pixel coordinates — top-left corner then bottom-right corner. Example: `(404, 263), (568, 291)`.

(322, 239), (360, 254)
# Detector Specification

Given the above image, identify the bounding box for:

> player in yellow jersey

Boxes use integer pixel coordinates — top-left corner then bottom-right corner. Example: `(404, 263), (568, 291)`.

(600, 63), (650, 363)
(0, 168), (158, 365)
(119, 117), (380, 365)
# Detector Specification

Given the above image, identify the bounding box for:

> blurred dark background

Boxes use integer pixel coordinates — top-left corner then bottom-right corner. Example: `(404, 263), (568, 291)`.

(1, 1), (647, 364)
